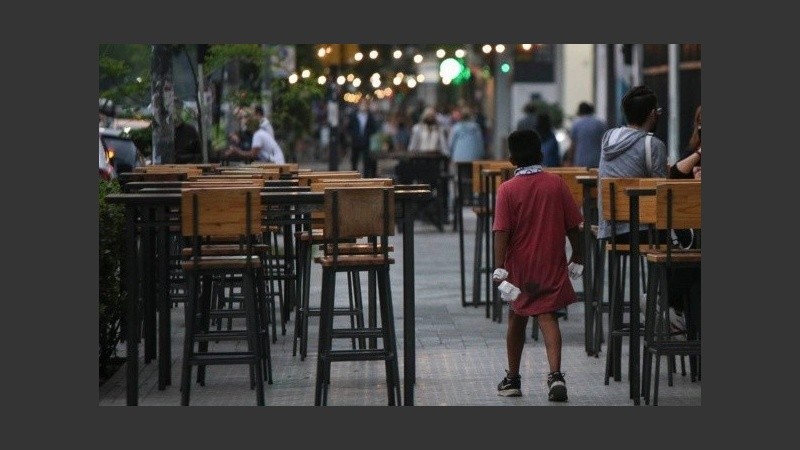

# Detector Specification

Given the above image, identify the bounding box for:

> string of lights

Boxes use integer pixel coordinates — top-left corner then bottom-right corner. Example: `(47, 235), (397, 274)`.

(285, 44), (542, 101)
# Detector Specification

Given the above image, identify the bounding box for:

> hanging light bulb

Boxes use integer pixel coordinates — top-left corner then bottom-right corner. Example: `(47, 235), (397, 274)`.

(522, 44), (532, 51)
(393, 50), (402, 59)
(337, 75), (346, 85)
(495, 44), (505, 53)
(413, 54), (423, 63)
(369, 50), (378, 59)
(354, 52), (364, 61)
(455, 49), (466, 58)
(301, 69), (310, 78)
(482, 44), (492, 54)
(436, 49), (446, 58)
(317, 75), (326, 85)
(288, 73), (299, 84)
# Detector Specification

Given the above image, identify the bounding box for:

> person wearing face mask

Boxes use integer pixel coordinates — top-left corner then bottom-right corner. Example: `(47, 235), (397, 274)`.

(408, 106), (448, 155)
(597, 85), (668, 243)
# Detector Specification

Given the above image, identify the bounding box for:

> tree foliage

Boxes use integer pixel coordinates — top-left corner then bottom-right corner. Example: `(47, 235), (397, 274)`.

(204, 44), (265, 77)
(99, 44), (151, 110)
(99, 179), (126, 381)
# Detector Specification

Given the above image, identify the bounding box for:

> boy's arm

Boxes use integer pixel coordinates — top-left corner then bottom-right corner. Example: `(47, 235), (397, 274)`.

(566, 226), (584, 265)
(493, 230), (509, 282)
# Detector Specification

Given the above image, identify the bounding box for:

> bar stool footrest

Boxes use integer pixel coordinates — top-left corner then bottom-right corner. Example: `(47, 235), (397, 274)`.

(188, 352), (259, 365)
(330, 328), (384, 339)
(324, 350), (395, 362)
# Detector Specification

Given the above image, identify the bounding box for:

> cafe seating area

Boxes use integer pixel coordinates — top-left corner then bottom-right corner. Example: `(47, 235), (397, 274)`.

(101, 160), (700, 406)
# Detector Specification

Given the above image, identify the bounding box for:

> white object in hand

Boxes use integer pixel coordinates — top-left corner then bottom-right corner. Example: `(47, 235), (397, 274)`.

(498, 280), (521, 302)
(568, 262), (584, 279)
(493, 268), (509, 282)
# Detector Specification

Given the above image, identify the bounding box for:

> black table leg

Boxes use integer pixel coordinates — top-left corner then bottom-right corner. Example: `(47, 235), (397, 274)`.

(157, 207), (171, 389)
(402, 199), (417, 406)
(142, 207), (156, 363)
(629, 195), (642, 405)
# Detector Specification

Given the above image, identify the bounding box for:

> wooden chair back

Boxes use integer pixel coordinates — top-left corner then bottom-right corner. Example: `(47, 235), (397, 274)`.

(180, 187), (261, 239)
(323, 187), (395, 240)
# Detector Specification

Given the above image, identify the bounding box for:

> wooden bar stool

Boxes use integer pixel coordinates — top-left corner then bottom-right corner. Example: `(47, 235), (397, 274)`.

(290, 172), (363, 360)
(314, 186), (401, 406)
(454, 161), (476, 308)
(469, 161), (513, 318)
(600, 178), (664, 385)
(179, 187), (270, 406)
(294, 178), (393, 360)
(641, 181), (701, 405)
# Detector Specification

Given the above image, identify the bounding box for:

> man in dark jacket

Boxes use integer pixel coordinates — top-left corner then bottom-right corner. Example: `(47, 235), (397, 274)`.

(174, 99), (202, 164)
(347, 99), (379, 176)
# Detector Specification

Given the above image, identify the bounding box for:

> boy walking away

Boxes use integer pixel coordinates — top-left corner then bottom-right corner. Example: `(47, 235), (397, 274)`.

(493, 129), (584, 402)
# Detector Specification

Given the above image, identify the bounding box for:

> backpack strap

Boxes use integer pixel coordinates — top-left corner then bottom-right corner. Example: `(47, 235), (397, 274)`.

(645, 133), (653, 176)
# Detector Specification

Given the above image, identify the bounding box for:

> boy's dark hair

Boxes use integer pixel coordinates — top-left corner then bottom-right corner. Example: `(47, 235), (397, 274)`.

(621, 85), (657, 126)
(255, 105), (265, 116)
(508, 129), (543, 167)
(577, 101), (594, 115)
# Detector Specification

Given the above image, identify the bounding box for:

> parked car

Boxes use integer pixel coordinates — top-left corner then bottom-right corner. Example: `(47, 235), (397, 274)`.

(100, 127), (145, 175)
(99, 134), (116, 180)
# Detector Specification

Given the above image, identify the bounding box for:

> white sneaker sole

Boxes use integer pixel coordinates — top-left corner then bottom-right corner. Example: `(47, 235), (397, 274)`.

(498, 389), (521, 397)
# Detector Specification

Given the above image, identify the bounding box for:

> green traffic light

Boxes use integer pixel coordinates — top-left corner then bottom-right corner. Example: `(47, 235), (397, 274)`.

(501, 63), (511, 73)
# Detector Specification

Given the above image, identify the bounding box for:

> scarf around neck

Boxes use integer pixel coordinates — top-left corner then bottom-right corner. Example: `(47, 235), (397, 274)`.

(514, 164), (544, 176)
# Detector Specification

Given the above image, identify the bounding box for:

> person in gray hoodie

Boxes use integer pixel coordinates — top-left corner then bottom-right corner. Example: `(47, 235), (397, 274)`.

(597, 85), (667, 241)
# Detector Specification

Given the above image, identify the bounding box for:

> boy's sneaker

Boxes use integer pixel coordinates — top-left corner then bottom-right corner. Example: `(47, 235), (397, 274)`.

(497, 371), (521, 397)
(547, 372), (568, 402)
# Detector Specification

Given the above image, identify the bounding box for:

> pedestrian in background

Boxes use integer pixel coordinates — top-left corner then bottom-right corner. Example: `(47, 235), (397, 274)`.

(564, 102), (607, 168)
(408, 106), (448, 155)
(174, 99), (202, 164)
(347, 98), (379, 176)
(535, 112), (561, 167)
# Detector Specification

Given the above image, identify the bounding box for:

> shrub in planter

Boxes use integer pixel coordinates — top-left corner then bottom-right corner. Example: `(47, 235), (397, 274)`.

(99, 179), (126, 382)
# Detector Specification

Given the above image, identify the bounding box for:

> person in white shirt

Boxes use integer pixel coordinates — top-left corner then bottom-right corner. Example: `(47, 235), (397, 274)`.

(224, 106), (285, 163)
(408, 106), (448, 154)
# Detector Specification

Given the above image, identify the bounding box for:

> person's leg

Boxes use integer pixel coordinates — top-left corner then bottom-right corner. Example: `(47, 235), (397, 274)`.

(350, 146), (360, 172)
(537, 312), (562, 373)
(538, 312), (568, 401)
(499, 309), (528, 396)
(365, 154), (377, 177)
(506, 310), (529, 376)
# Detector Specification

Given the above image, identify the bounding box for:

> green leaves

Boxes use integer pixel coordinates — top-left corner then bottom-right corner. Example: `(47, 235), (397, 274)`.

(204, 44), (266, 76)
(99, 179), (125, 380)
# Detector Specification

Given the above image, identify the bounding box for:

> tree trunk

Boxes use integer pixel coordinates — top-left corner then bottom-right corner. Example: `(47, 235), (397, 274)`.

(151, 45), (175, 164)
(261, 44), (273, 117)
(223, 59), (240, 137)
